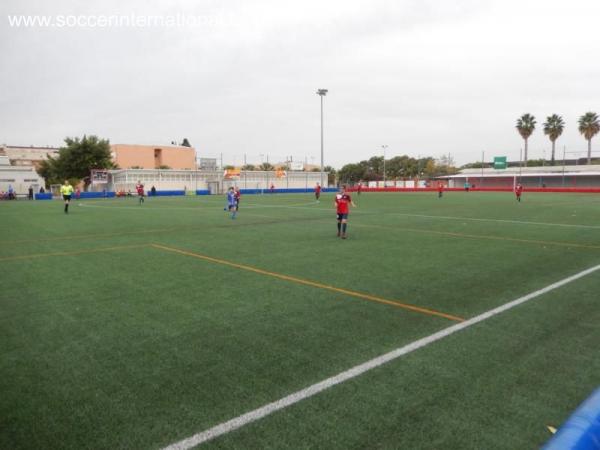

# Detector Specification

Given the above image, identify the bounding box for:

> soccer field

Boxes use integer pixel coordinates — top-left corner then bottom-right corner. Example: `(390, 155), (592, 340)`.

(1, 191), (599, 449)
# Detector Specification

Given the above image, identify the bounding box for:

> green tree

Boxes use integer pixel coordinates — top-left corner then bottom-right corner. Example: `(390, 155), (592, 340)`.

(223, 165), (236, 170)
(242, 164), (256, 171)
(181, 138), (191, 147)
(36, 135), (116, 189)
(516, 114), (536, 162)
(435, 154), (458, 176)
(365, 156), (384, 180)
(385, 156), (406, 179)
(578, 112), (600, 165)
(37, 158), (61, 186)
(338, 163), (366, 184)
(526, 158), (546, 167)
(259, 162), (275, 171)
(422, 159), (436, 177)
(158, 165), (172, 170)
(543, 114), (565, 165)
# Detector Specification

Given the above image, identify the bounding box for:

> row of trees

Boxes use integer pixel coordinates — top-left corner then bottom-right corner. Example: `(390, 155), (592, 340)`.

(516, 112), (600, 165)
(337, 155), (457, 184)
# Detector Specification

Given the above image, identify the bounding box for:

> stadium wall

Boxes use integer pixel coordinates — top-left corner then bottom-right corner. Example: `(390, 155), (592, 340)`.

(32, 188), (336, 200)
(346, 187), (600, 193)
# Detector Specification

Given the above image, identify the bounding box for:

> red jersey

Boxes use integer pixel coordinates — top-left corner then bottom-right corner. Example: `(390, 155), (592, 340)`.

(437, 183), (444, 192)
(136, 184), (144, 195)
(315, 185), (321, 194)
(335, 193), (352, 214)
(515, 185), (523, 195)
(234, 190), (241, 200)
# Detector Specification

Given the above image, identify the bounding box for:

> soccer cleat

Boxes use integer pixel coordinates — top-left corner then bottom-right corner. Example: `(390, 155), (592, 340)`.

(337, 231), (340, 237)
(341, 233), (347, 239)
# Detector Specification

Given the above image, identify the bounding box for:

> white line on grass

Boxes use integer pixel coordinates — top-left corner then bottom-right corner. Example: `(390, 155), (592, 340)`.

(254, 204), (600, 230)
(161, 263), (600, 450)
(388, 212), (600, 230)
(79, 200), (600, 230)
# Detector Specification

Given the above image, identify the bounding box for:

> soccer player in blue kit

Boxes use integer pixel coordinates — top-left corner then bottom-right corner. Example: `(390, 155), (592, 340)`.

(225, 186), (237, 219)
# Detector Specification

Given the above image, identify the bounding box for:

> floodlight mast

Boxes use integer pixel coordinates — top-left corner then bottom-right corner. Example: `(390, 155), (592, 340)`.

(382, 145), (388, 185)
(317, 89), (328, 187)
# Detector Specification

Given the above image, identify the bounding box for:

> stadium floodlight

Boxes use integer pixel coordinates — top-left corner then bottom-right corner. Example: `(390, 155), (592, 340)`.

(316, 89), (328, 187)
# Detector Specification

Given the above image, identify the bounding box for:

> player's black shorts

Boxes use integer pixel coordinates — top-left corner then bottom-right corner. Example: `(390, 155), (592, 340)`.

(63, 195), (71, 201)
(337, 213), (348, 220)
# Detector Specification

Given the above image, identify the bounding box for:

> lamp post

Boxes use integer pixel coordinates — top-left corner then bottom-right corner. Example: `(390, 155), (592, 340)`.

(316, 89), (328, 187)
(382, 145), (388, 186)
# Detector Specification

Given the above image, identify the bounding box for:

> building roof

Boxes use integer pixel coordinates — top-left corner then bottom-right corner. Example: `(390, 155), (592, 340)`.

(440, 164), (600, 179)
(441, 171), (600, 179)
(1, 145), (59, 164)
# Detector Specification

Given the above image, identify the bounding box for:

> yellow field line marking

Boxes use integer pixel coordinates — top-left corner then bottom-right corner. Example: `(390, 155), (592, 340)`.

(353, 223), (600, 251)
(150, 243), (464, 322)
(5, 228), (178, 246)
(1, 214), (323, 246)
(0, 244), (149, 262)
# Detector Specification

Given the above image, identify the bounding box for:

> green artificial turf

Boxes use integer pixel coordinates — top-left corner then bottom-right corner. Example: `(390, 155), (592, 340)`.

(1, 191), (599, 449)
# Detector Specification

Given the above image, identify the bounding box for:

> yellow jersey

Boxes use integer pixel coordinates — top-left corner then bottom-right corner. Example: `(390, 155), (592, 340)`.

(60, 184), (74, 196)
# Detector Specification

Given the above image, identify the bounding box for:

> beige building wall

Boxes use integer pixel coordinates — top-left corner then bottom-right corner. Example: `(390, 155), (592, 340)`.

(111, 144), (196, 170)
(1, 145), (60, 168)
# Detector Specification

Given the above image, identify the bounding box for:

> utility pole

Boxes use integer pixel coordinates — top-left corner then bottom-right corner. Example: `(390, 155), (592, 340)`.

(316, 89), (328, 187)
(481, 151), (484, 187)
(382, 145), (388, 186)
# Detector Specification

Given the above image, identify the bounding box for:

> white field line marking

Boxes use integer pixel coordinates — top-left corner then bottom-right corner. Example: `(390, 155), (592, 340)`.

(241, 201), (320, 209)
(79, 199), (600, 229)
(388, 212), (600, 230)
(161, 263), (600, 450)
(78, 201), (318, 211)
(77, 203), (288, 221)
(255, 204), (600, 230)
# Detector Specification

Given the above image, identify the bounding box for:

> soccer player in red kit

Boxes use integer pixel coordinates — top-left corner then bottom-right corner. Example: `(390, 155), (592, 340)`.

(437, 182), (444, 198)
(234, 187), (241, 210)
(136, 180), (145, 204)
(357, 181), (363, 196)
(515, 183), (523, 202)
(315, 183), (321, 202)
(335, 185), (356, 239)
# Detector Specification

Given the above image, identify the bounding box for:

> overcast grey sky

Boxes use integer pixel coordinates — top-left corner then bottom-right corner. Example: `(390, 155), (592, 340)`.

(1, 0), (599, 168)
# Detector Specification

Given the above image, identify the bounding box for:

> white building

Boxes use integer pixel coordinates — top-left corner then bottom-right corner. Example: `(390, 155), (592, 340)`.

(103, 169), (328, 194)
(0, 153), (45, 195)
(440, 165), (600, 189)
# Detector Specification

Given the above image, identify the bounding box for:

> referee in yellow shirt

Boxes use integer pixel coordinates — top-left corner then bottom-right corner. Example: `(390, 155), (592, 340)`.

(60, 180), (74, 214)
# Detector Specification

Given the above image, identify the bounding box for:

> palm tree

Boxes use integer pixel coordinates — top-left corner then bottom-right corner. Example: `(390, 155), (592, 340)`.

(516, 114), (536, 163)
(578, 112), (600, 165)
(542, 114), (565, 165)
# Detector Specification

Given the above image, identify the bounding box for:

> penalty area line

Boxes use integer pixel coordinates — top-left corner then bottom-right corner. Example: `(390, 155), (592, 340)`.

(160, 262), (600, 450)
